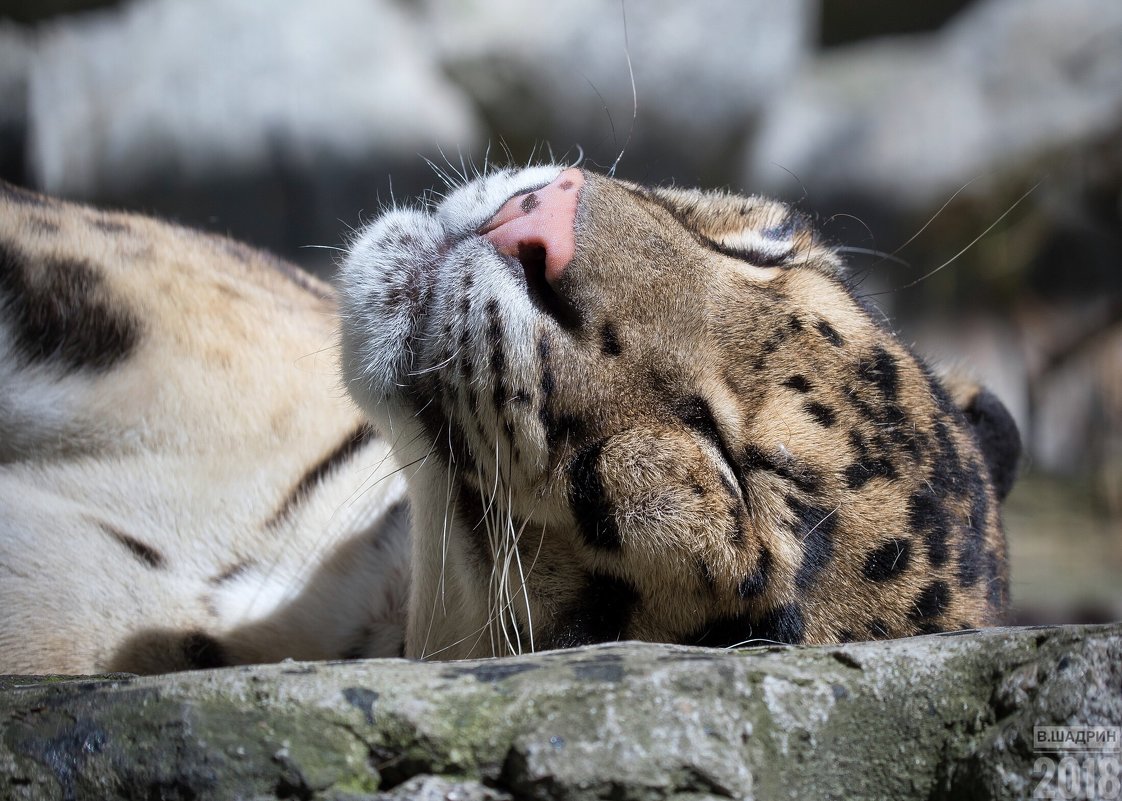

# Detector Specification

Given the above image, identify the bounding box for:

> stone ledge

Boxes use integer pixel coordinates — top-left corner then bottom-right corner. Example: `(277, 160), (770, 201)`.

(2, 624), (1119, 800)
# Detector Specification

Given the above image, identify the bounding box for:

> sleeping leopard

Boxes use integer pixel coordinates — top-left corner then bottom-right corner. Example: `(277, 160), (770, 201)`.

(0, 165), (1020, 674)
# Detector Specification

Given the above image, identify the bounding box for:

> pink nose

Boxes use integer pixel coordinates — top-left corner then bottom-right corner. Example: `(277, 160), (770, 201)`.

(480, 168), (584, 284)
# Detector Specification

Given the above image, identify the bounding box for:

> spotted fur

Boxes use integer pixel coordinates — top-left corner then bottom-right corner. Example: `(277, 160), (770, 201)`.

(339, 165), (1021, 659)
(0, 167), (1020, 674)
(0, 181), (410, 674)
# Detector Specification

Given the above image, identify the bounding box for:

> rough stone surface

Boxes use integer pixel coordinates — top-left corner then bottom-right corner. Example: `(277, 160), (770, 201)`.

(1, 624), (1118, 800)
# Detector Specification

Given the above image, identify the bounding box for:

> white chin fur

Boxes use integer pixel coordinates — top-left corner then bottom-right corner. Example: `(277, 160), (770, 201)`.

(338, 164), (564, 416)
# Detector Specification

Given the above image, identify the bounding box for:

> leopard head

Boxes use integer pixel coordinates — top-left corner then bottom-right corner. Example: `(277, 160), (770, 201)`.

(340, 165), (1020, 659)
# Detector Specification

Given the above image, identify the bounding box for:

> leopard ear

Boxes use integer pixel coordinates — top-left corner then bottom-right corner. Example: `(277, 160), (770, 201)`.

(942, 374), (1022, 500)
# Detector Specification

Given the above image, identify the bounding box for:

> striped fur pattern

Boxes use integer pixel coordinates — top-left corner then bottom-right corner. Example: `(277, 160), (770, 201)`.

(0, 165), (1020, 673)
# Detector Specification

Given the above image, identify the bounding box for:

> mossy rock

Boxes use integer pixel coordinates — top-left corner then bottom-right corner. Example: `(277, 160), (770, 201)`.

(2, 624), (1119, 800)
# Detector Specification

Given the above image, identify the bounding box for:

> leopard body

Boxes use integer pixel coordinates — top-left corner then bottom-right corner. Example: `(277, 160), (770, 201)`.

(0, 166), (1020, 673)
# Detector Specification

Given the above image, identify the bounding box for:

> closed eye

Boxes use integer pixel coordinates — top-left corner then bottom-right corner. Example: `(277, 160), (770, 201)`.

(674, 394), (745, 500)
(705, 233), (793, 268)
(622, 185), (793, 268)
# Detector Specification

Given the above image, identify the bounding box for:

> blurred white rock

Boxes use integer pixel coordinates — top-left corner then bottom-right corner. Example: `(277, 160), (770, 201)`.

(747, 0), (1122, 206)
(26, 0), (482, 195)
(419, 0), (813, 169)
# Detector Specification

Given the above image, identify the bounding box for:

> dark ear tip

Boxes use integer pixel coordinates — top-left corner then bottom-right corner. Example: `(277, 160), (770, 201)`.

(963, 388), (1022, 500)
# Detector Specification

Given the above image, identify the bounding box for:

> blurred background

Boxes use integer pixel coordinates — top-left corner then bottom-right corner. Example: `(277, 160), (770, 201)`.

(1, 0), (1119, 625)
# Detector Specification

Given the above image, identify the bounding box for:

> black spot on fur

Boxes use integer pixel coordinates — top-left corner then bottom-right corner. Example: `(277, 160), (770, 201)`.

(862, 538), (911, 582)
(836, 629), (856, 643)
(97, 521), (165, 570)
(486, 300), (506, 412)
(209, 560), (256, 585)
(844, 456), (897, 490)
(815, 319), (844, 347)
(0, 241), (140, 371)
(929, 419), (964, 495)
(182, 632), (228, 670)
(956, 477), (989, 588)
(856, 346), (899, 401)
(689, 603), (805, 647)
(788, 497), (837, 592)
(538, 334), (584, 450)
(544, 411), (585, 452)
(600, 322), (622, 356)
(266, 424), (376, 529)
(741, 445), (822, 495)
(788, 314), (804, 333)
(751, 326), (791, 370)
(755, 604), (806, 645)
(538, 335), (555, 398)
(910, 581), (951, 630)
(868, 619), (891, 639)
(568, 440), (620, 550)
(804, 401), (837, 428)
(961, 388), (1021, 500)
(340, 637), (372, 661)
(548, 572), (640, 648)
(924, 369), (959, 416)
(783, 374), (812, 393)
(908, 489), (950, 567)
(761, 333), (785, 355)
(844, 388), (919, 456)
(737, 548), (772, 598)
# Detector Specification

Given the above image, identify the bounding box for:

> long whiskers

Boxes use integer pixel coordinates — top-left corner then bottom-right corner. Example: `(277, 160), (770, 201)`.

(865, 180), (1041, 297)
(608, 0), (637, 178)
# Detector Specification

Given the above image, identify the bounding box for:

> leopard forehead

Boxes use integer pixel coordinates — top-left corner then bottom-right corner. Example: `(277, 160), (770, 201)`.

(339, 165), (1009, 653)
(342, 167), (885, 470)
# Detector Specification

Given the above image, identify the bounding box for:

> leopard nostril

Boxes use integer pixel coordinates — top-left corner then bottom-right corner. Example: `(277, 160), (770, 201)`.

(481, 168), (583, 285)
(517, 242), (547, 280)
(518, 242), (580, 329)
